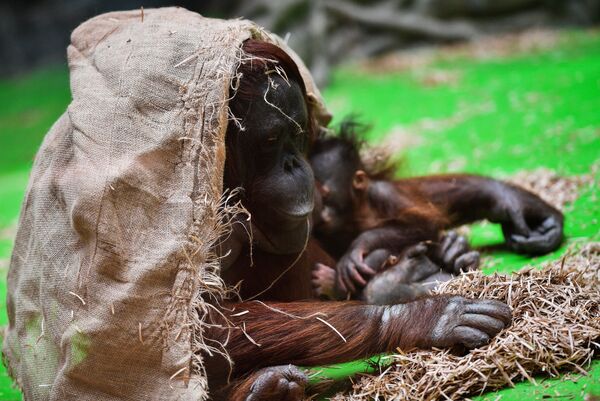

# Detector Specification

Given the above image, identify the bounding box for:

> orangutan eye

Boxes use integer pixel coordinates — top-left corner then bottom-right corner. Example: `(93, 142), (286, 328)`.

(260, 132), (279, 153)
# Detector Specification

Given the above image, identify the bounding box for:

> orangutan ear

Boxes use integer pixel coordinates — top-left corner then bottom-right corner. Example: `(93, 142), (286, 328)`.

(352, 170), (369, 191)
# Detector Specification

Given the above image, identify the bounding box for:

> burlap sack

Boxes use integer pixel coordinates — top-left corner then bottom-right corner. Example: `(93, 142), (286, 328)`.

(3, 8), (329, 400)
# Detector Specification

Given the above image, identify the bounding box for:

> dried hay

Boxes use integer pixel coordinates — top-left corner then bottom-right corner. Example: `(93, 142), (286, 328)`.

(506, 167), (597, 212)
(331, 243), (600, 400)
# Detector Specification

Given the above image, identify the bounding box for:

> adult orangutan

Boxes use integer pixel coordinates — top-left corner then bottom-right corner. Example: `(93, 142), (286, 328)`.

(204, 39), (559, 401)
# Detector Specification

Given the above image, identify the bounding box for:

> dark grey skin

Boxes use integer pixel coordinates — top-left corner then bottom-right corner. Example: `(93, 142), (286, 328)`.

(313, 232), (480, 304)
(425, 296), (512, 349)
(363, 244), (458, 305)
(245, 366), (307, 401)
(437, 231), (481, 275)
(335, 230), (481, 294)
(222, 76), (314, 266)
(362, 246), (437, 304)
(217, 72), (512, 401)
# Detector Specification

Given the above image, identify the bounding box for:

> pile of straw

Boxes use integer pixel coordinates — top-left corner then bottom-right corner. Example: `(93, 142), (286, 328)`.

(506, 168), (596, 211)
(332, 243), (600, 400)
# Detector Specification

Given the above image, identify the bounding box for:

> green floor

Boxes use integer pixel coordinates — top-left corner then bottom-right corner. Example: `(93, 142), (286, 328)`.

(0, 30), (599, 400)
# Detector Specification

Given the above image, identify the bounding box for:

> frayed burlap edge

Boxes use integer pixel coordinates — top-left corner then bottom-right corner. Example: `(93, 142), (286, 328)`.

(160, 17), (331, 395)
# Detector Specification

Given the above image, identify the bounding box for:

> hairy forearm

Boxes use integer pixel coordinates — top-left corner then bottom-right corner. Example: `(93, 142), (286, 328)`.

(208, 299), (441, 374)
(398, 174), (505, 226)
(351, 226), (439, 253)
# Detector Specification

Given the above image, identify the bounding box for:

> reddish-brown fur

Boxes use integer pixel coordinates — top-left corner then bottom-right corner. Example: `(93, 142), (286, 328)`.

(347, 175), (490, 249)
(222, 240), (334, 302)
(213, 296), (446, 373)
(209, 234), (468, 401)
(205, 42), (458, 395)
(206, 41), (525, 401)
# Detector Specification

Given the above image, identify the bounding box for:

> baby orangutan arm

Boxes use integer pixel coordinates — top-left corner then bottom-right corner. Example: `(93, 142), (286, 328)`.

(336, 228), (480, 295)
(398, 174), (564, 255)
(336, 226), (436, 294)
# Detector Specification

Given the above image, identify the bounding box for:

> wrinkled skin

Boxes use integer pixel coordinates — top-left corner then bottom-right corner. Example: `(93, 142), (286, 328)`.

(224, 75), (314, 258)
(329, 182), (564, 296)
(437, 231), (481, 275)
(245, 365), (308, 401)
(311, 145), (357, 241)
(489, 183), (563, 255)
(361, 244), (438, 304)
(334, 231), (480, 296)
(314, 233), (480, 304)
(363, 243), (454, 305)
(428, 296), (512, 349)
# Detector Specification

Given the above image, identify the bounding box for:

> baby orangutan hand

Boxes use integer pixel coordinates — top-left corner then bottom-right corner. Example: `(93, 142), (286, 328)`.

(313, 248), (396, 299)
(436, 231), (481, 275)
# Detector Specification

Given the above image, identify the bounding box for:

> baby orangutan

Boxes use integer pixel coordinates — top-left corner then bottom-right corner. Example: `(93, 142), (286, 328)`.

(309, 121), (562, 303)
